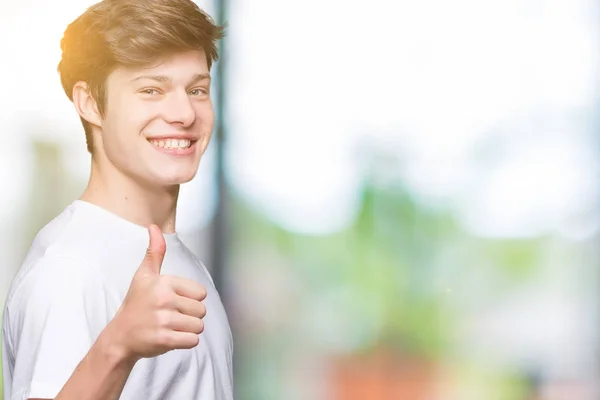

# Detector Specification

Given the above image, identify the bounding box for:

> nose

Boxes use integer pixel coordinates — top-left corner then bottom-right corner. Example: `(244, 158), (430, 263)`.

(163, 91), (196, 127)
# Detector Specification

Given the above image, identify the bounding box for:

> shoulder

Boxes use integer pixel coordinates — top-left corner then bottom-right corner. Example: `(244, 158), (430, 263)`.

(6, 202), (105, 304)
(3, 254), (108, 349)
(7, 254), (105, 314)
(3, 254), (109, 359)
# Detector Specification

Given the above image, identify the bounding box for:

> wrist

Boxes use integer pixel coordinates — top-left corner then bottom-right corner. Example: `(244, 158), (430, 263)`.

(98, 320), (139, 369)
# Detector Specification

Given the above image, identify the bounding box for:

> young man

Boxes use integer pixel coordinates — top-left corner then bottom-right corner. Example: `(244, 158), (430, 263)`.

(1, 1), (232, 399)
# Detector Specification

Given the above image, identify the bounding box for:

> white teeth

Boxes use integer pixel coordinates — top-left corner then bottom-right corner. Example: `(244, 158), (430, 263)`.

(150, 138), (191, 149)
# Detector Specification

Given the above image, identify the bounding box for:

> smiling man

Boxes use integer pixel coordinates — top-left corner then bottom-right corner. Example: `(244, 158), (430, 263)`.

(1, 1), (232, 399)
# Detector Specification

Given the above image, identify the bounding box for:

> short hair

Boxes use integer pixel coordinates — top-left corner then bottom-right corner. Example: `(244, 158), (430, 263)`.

(57, 0), (225, 153)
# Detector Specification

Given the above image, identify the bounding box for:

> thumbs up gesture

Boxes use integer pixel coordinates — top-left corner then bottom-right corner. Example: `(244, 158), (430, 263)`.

(107, 225), (207, 362)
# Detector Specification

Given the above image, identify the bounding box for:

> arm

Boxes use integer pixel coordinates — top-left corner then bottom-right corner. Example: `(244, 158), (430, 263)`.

(16, 275), (137, 400)
(29, 331), (134, 400)
(50, 324), (136, 400)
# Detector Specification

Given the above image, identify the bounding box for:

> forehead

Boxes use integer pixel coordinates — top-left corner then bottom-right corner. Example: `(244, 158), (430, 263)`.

(111, 50), (210, 82)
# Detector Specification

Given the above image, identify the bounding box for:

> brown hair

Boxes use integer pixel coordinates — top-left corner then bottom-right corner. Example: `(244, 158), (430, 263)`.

(57, 0), (225, 153)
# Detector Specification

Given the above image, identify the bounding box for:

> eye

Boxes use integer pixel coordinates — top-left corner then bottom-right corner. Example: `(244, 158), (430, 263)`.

(140, 88), (161, 95)
(189, 88), (208, 96)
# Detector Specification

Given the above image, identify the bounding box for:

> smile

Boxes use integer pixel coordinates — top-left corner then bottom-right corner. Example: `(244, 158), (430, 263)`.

(148, 138), (192, 150)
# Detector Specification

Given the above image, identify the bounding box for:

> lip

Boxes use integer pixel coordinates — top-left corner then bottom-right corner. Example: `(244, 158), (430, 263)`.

(147, 134), (198, 141)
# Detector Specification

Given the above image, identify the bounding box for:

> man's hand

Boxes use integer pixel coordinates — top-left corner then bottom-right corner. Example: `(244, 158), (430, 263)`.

(107, 224), (207, 362)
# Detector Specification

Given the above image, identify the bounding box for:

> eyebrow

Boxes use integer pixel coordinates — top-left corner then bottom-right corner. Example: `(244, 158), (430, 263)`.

(130, 73), (211, 84)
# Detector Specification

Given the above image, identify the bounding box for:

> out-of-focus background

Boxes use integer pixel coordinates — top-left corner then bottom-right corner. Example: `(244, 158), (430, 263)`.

(1, 0), (600, 399)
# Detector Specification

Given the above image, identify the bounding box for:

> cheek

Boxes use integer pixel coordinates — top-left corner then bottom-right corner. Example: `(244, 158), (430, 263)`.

(200, 102), (215, 130)
(104, 103), (156, 144)
(198, 105), (215, 147)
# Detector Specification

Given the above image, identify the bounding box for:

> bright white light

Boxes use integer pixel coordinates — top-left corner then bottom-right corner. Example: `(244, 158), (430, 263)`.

(460, 133), (599, 238)
(2, 0), (597, 238)
(229, 0), (598, 237)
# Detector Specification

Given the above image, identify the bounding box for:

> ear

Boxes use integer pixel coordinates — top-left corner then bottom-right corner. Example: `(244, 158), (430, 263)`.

(72, 81), (103, 128)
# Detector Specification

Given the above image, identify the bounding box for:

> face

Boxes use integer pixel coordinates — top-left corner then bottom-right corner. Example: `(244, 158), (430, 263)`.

(93, 50), (214, 187)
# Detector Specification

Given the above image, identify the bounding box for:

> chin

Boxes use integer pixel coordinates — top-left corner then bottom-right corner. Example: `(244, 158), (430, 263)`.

(157, 169), (199, 186)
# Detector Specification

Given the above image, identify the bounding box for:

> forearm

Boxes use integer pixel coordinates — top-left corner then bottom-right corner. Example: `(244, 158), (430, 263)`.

(54, 326), (137, 400)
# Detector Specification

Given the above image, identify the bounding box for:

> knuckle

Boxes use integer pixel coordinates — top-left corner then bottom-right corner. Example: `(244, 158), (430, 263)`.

(182, 334), (199, 349)
(156, 311), (172, 328)
(196, 319), (205, 334)
(160, 275), (172, 286)
(198, 303), (207, 318)
(155, 289), (174, 309)
(156, 329), (172, 348)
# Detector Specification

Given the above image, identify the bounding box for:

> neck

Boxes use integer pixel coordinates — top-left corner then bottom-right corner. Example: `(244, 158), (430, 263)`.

(81, 156), (180, 234)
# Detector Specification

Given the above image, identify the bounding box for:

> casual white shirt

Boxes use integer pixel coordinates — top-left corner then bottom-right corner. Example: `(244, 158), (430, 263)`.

(2, 200), (234, 400)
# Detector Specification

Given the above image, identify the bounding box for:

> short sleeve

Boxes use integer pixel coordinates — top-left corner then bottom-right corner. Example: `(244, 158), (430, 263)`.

(5, 256), (109, 400)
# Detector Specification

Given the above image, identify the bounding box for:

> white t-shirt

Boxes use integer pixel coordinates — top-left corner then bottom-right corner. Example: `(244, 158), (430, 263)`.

(2, 200), (234, 400)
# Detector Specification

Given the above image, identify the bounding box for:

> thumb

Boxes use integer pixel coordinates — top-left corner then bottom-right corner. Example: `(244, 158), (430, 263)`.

(140, 224), (166, 275)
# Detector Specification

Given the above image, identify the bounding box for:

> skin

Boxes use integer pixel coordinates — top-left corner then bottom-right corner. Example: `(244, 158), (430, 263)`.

(29, 49), (214, 400)
(78, 49), (214, 233)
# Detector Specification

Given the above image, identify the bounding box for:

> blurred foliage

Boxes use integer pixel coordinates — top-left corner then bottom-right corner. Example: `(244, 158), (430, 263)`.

(231, 175), (547, 363)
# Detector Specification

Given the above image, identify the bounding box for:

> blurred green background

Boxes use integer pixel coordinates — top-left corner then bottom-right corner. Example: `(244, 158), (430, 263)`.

(1, 0), (600, 399)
